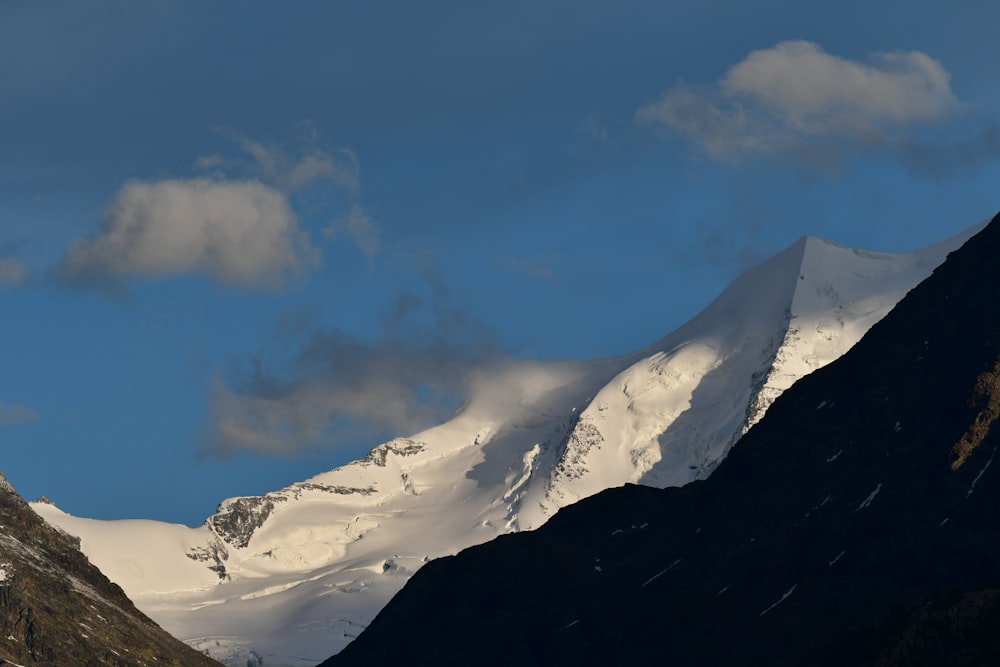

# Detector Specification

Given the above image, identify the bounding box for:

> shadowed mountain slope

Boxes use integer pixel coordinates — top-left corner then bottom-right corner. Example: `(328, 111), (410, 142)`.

(324, 212), (1000, 666)
(0, 476), (221, 667)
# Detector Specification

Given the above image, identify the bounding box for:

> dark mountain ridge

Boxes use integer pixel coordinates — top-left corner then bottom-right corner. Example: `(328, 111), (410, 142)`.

(0, 474), (221, 666)
(324, 212), (1000, 666)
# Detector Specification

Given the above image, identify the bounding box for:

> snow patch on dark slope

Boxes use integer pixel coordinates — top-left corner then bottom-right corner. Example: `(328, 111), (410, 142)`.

(34, 223), (981, 665)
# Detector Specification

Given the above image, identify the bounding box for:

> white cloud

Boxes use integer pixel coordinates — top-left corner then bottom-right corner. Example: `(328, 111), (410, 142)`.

(0, 258), (26, 287)
(638, 41), (958, 161)
(723, 41), (955, 128)
(638, 86), (775, 160)
(56, 179), (318, 289)
(0, 401), (37, 426)
(58, 131), (380, 291)
(325, 204), (380, 259)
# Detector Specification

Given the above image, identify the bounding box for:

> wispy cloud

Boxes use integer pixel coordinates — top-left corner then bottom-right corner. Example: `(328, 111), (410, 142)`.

(638, 41), (958, 162)
(325, 204), (380, 260)
(499, 255), (562, 282)
(54, 179), (318, 291)
(0, 401), (37, 426)
(0, 258), (26, 287)
(206, 272), (504, 456)
(579, 114), (609, 143)
(0, 240), (28, 288)
(891, 121), (1000, 179)
(192, 153), (226, 171)
(208, 132), (361, 195)
(672, 217), (767, 273)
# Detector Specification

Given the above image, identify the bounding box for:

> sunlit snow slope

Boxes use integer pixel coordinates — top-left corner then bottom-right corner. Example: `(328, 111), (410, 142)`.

(33, 227), (977, 667)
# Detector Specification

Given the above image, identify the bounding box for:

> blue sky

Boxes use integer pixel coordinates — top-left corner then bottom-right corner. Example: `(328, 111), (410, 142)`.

(2, 1), (999, 526)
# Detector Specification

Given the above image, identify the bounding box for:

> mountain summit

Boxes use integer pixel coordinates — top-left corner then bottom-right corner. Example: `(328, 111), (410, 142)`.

(324, 212), (1000, 666)
(35, 224), (979, 665)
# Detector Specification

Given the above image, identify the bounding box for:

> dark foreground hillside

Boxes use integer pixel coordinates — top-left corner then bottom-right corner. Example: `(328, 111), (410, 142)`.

(324, 212), (1000, 667)
(0, 474), (221, 666)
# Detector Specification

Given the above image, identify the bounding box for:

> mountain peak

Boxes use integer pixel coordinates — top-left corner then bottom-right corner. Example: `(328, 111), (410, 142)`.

(34, 220), (984, 665)
(325, 214), (1000, 666)
(0, 470), (16, 495)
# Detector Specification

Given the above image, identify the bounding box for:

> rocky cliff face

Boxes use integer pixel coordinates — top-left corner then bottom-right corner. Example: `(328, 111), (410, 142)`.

(323, 213), (1000, 666)
(0, 472), (221, 666)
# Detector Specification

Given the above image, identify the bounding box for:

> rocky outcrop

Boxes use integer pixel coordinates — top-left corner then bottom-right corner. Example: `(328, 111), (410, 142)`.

(361, 439), (426, 467)
(186, 536), (230, 581)
(207, 495), (285, 550)
(205, 480), (381, 552)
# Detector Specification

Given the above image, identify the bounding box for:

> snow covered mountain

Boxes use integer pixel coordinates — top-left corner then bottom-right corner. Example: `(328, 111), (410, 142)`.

(33, 226), (979, 666)
(323, 213), (1000, 667)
